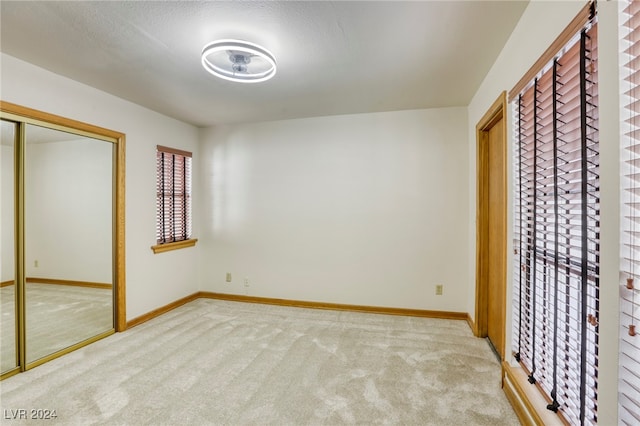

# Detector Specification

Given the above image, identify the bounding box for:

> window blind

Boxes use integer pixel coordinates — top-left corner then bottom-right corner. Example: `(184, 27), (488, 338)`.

(620, 1), (640, 424)
(156, 145), (192, 244)
(512, 5), (598, 424)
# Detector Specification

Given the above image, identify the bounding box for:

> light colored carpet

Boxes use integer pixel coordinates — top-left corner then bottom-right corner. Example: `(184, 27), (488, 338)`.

(0, 299), (519, 425)
(1, 283), (113, 372)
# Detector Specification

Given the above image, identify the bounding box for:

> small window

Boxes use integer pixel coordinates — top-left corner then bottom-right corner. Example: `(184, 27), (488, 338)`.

(151, 145), (196, 253)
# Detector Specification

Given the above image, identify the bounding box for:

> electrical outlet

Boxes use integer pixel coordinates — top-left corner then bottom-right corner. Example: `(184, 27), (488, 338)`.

(244, 278), (249, 287)
(225, 272), (232, 283)
(34, 260), (38, 268)
(436, 284), (443, 296)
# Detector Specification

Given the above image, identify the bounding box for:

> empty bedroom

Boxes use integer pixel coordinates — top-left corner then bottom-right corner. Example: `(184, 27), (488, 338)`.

(0, 1), (634, 425)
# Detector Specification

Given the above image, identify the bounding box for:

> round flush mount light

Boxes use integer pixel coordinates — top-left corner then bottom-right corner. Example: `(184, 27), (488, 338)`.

(201, 39), (277, 83)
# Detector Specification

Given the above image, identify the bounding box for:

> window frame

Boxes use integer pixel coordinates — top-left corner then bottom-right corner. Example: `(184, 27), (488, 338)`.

(151, 145), (196, 254)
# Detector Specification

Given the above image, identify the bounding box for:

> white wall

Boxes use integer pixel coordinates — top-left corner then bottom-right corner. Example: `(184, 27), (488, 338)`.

(25, 138), (112, 282)
(199, 108), (470, 312)
(466, 1), (620, 422)
(1, 53), (201, 319)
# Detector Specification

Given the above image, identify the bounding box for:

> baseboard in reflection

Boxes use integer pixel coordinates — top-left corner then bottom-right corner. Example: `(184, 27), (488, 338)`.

(26, 277), (112, 289)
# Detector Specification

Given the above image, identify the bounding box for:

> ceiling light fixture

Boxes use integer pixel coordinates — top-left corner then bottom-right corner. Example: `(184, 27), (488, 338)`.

(201, 39), (277, 83)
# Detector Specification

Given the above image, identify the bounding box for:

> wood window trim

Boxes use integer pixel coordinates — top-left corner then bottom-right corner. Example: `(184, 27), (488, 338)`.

(157, 144), (192, 158)
(151, 238), (198, 254)
(502, 362), (566, 426)
(508, 1), (595, 102)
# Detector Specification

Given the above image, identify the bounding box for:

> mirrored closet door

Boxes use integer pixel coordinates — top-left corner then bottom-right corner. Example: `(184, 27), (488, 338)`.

(1, 120), (17, 374)
(24, 124), (115, 364)
(0, 102), (125, 379)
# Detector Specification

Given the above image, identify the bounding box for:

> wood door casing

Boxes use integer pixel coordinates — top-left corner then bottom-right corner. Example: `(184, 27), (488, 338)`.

(475, 92), (507, 361)
(486, 117), (506, 356)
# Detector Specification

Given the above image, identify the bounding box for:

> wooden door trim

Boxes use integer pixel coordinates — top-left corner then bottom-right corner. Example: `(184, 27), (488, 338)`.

(475, 91), (507, 360)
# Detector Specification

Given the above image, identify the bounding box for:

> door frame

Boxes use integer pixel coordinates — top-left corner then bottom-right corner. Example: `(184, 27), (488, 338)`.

(474, 91), (507, 360)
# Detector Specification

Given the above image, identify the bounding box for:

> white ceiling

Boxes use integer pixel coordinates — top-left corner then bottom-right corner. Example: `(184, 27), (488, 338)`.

(0, 1), (528, 127)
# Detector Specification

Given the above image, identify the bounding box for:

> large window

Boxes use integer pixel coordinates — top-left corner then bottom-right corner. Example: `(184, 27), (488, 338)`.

(511, 3), (599, 424)
(619, 1), (640, 423)
(153, 145), (195, 253)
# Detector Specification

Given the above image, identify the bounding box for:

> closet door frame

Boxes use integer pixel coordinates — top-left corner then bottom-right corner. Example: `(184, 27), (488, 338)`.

(0, 101), (126, 379)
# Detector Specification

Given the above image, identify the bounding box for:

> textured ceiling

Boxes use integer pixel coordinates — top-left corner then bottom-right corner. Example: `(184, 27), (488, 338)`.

(0, 1), (528, 127)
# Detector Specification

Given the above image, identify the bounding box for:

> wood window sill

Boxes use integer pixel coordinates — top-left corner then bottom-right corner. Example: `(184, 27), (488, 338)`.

(502, 361), (564, 426)
(151, 238), (198, 254)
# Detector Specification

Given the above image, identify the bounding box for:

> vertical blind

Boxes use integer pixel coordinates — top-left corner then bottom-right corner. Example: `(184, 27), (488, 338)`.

(620, 1), (640, 424)
(156, 145), (192, 244)
(512, 6), (599, 425)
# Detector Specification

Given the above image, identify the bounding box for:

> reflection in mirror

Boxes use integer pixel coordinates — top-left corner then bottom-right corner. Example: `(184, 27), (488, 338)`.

(1, 120), (17, 373)
(24, 124), (113, 364)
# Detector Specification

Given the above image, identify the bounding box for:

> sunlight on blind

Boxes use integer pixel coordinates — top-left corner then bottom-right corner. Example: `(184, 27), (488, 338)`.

(512, 10), (598, 425)
(619, 1), (640, 424)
